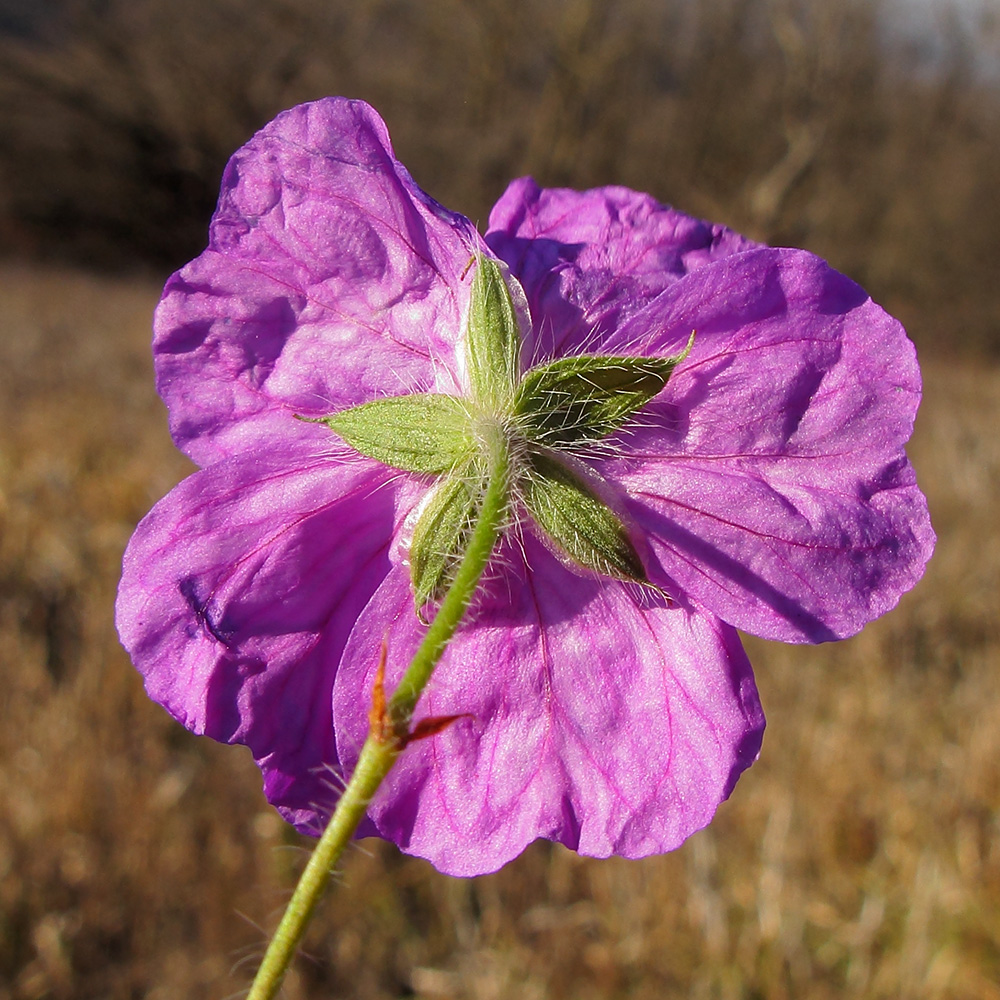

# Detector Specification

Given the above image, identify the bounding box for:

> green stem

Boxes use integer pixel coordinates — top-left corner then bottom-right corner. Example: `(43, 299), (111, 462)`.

(246, 431), (509, 1000)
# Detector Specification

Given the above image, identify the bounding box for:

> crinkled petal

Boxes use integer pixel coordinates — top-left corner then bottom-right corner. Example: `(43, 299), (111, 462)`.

(114, 441), (423, 825)
(154, 97), (486, 466)
(589, 247), (935, 642)
(330, 536), (763, 876)
(485, 178), (758, 364)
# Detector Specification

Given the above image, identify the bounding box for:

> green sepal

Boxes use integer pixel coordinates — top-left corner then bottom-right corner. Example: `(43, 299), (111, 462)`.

(521, 451), (648, 583)
(410, 467), (483, 614)
(310, 393), (473, 474)
(514, 332), (695, 449)
(466, 255), (521, 410)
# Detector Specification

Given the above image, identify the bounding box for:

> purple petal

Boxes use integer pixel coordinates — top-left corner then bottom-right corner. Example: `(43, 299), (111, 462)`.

(485, 178), (758, 365)
(114, 442), (423, 825)
(330, 537), (764, 876)
(591, 247), (935, 642)
(154, 98), (486, 466)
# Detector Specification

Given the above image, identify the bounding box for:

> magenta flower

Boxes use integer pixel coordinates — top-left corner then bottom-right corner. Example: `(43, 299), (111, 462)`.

(115, 98), (933, 876)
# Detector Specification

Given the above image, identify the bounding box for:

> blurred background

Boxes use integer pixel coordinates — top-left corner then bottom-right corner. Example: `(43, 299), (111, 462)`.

(1, 0), (998, 997)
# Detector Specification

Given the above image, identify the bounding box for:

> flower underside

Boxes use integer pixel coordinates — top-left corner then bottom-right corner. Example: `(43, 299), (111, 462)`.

(314, 256), (693, 613)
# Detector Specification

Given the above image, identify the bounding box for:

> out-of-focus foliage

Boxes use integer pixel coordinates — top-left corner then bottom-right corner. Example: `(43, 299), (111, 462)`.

(1, 0), (999, 353)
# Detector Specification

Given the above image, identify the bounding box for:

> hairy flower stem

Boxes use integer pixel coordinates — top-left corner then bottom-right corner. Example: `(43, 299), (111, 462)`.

(245, 429), (510, 1000)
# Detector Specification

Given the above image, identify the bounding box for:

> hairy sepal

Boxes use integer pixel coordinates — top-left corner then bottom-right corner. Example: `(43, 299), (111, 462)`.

(315, 394), (473, 474)
(522, 451), (647, 583)
(466, 255), (521, 410)
(410, 466), (483, 614)
(515, 333), (694, 448)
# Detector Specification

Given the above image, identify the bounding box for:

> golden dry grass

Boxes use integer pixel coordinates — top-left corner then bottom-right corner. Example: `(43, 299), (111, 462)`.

(0, 263), (997, 999)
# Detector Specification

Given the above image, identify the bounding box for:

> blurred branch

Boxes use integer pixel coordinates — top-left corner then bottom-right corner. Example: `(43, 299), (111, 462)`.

(747, 121), (823, 230)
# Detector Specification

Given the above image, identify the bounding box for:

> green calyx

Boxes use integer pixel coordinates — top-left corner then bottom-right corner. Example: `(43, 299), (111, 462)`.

(409, 464), (483, 617)
(466, 254), (521, 411)
(521, 450), (646, 583)
(307, 393), (473, 474)
(310, 255), (694, 611)
(514, 332), (694, 450)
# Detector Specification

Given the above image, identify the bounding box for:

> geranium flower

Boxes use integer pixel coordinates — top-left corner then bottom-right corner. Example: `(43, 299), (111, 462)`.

(115, 98), (934, 876)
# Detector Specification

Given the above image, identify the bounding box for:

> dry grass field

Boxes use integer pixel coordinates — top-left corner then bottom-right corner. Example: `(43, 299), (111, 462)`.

(0, 261), (998, 1000)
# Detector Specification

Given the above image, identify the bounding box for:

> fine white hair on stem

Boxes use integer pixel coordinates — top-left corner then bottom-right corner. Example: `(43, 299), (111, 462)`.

(313, 761), (350, 797)
(504, 502), (533, 574)
(228, 925), (268, 982)
(348, 838), (376, 860)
